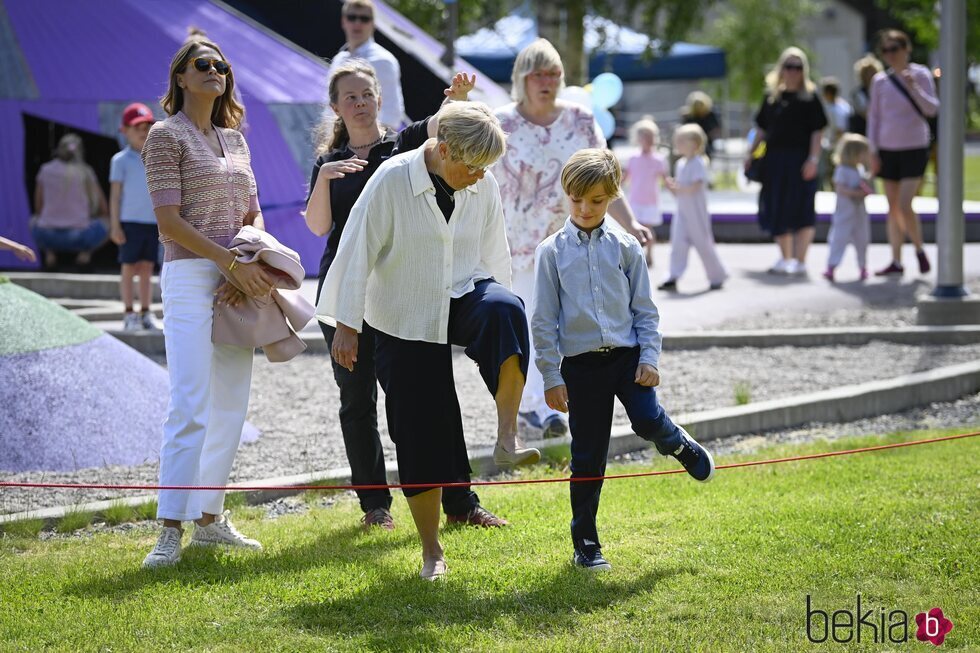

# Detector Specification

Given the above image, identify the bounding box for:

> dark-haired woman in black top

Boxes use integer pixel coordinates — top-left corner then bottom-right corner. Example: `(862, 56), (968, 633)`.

(304, 65), (509, 531)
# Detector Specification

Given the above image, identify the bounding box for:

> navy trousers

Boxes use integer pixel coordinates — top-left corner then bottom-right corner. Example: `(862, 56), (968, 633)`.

(375, 279), (528, 500)
(560, 346), (683, 549)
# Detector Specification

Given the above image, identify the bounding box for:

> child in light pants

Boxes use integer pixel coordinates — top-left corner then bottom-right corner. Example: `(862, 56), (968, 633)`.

(659, 124), (728, 292)
(824, 134), (872, 282)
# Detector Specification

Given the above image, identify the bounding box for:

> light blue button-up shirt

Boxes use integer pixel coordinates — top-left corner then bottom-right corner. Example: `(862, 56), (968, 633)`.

(531, 217), (662, 391)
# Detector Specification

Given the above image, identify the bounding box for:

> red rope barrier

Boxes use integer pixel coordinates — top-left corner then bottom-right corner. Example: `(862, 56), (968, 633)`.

(1, 431), (976, 493)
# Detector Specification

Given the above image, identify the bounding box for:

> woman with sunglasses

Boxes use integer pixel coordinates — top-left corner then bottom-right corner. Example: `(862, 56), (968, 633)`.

(491, 38), (652, 440)
(305, 64), (518, 532)
(746, 47), (828, 276)
(867, 30), (939, 277)
(140, 37), (275, 569)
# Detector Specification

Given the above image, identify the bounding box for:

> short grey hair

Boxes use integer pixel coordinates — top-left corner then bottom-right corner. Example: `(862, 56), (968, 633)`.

(436, 101), (507, 170)
(510, 38), (564, 105)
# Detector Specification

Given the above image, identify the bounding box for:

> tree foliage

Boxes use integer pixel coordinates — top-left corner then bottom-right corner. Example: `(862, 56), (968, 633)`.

(875, 0), (980, 62)
(388, 0), (716, 85)
(698, 0), (816, 103)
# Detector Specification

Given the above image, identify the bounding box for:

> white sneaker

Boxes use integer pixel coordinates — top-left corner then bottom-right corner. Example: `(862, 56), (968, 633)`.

(122, 312), (142, 332)
(140, 311), (160, 331)
(767, 259), (791, 275)
(787, 259), (808, 276)
(190, 511), (262, 549)
(142, 526), (183, 569)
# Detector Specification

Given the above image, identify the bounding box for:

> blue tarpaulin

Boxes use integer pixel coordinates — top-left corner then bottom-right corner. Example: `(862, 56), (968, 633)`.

(456, 14), (726, 83)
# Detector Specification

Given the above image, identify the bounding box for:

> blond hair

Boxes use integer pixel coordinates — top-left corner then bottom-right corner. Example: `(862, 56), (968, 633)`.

(673, 123), (708, 156)
(313, 61), (381, 156)
(833, 133), (870, 167)
(683, 91), (713, 118)
(630, 117), (660, 145)
(561, 148), (623, 199)
(765, 46), (816, 103)
(854, 55), (882, 87)
(160, 38), (244, 130)
(436, 101), (507, 170)
(510, 38), (565, 105)
(342, 0), (374, 16)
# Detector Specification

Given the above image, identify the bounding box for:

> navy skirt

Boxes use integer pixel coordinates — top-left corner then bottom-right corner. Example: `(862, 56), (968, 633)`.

(757, 148), (818, 237)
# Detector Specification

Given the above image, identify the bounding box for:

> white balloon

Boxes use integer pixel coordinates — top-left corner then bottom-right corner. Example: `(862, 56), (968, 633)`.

(560, 85), (592, 108)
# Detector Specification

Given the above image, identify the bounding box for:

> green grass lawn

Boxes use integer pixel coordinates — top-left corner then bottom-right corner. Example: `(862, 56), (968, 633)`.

(1, 429), (977, 652)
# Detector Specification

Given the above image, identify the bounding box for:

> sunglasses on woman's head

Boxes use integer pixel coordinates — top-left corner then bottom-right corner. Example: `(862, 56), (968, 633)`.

(344, 13), (372, 23)
(189, 57), (231, 75)
(783, 63), (804, 71)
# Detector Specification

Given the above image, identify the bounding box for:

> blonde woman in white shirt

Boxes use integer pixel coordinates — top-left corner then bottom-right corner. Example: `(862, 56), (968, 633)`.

(317, 102), (540, 580)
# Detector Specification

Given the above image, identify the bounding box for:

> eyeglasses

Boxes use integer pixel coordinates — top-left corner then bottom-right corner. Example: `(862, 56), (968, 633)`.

(880, 45), (903, 54)
(463, 163), (488, 175)
(528, 70), (562, 81)
(782, 63), (804, 71)
(344, 13), (373, 23)
(189, 57), (231, 75)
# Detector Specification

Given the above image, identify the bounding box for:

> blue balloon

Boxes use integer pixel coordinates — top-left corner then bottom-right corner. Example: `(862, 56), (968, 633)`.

(591, 73), (623, 109)
(595, 107), (615, 139)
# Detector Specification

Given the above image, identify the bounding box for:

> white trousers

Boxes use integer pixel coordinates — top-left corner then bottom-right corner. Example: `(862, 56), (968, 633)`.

(668, 213), (728, 285)
(157, 259), (253, 521)
(511, 264), (559, 420)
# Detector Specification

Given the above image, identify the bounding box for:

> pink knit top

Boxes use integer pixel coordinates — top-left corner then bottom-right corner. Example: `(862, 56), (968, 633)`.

(866, 64), (939, 153)
(142, 111), (260, 262)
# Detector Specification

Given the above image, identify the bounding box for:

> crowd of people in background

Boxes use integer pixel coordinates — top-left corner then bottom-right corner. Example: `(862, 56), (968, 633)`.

(0, 0), (951, 579)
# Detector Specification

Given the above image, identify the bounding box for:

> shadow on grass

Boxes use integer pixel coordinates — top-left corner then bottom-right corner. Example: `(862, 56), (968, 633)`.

(65, 522), (417, 599)
(283, 565), (688, 649)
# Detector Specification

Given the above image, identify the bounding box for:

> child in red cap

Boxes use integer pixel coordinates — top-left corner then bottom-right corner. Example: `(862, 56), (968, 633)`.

(110, 102), (159, 331)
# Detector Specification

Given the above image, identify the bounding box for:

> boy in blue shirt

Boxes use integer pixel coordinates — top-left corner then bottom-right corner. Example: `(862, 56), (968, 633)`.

(532, 149), (715, 571)
(109, 103), (158, 331)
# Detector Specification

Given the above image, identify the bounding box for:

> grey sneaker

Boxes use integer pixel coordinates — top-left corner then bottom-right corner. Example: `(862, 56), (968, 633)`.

(140, 311), (160, 331)
(142, 526), (183, 569)
(123, 312), (142, 332)
(190, 511), (262, 549)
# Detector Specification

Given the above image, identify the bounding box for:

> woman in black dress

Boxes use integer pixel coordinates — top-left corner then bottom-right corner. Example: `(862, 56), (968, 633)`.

(745, 47), (828, 276)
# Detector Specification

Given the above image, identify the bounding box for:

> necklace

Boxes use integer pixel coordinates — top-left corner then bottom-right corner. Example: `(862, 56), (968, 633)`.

(349, 135), (383, 150)
(433, 174), (455, 202)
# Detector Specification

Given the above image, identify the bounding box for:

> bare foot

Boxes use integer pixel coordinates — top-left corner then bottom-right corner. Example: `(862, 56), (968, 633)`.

(75, 251), (92, 266)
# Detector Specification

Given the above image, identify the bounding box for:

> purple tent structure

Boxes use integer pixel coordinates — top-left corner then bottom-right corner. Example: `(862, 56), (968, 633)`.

(0, 0), (330, 274)
(0, 0), (513, 275)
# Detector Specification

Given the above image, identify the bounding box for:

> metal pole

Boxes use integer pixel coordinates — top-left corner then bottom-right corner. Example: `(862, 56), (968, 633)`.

(441, 0), (458, 68)
(933, 0), (967, 297)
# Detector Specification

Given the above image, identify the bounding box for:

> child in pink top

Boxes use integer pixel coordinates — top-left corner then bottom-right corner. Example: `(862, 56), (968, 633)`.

(624, 118), (668, 266)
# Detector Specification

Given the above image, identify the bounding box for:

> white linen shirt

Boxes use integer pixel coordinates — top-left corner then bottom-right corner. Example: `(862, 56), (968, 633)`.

(329, 37), (406, 128)
(316, 142), (513, 344)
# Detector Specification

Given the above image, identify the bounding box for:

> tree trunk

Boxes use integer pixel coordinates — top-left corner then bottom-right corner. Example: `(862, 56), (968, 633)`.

(534, 0), (587, 86)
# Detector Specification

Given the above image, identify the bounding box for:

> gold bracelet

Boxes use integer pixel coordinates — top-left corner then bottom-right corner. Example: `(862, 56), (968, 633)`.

(227, 256), (238, 273)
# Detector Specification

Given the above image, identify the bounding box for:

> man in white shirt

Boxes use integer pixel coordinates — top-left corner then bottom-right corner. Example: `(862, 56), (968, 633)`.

(820, 77), (853, 189)
(329, 0), (406, 129)
(317, 102), (540, 580)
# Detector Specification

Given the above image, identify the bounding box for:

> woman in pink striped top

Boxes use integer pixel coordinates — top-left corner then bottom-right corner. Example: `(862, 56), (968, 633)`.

(140, 36), (276, 569)
(867, 30), (939, 277)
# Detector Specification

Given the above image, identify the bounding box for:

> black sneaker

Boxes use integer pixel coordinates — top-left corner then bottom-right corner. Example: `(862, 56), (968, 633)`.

(670, 427), (715, 482)
(657, 279), (678, 291)
(573, 544), (612, 571)
(542, 414), (568, 439)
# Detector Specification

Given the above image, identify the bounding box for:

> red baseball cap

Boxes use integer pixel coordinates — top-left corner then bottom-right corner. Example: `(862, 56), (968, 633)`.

(121, 102), (155, 127)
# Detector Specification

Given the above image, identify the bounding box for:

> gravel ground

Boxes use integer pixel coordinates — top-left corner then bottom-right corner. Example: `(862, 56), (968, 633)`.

(2, 340), (978, 516)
